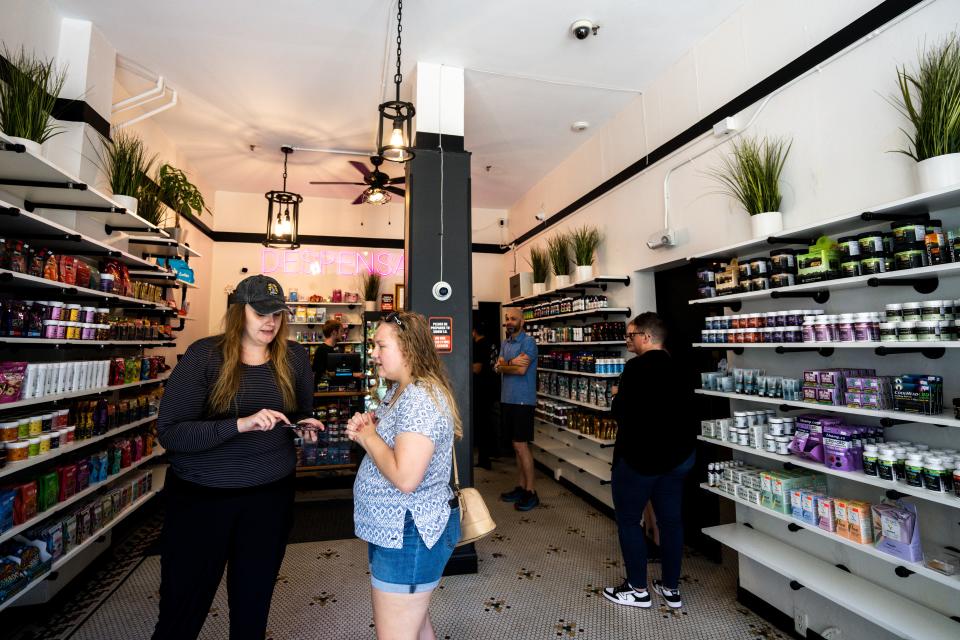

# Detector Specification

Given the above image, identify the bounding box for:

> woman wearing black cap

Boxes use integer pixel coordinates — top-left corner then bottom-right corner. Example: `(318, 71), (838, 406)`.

(152, 275), (322, 640)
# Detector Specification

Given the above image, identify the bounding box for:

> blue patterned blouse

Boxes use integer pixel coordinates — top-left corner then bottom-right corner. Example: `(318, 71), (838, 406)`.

(353, 382), (455, 549)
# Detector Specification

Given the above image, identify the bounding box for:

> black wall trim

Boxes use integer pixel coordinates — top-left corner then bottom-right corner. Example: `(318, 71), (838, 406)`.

(0, 55), (111, 140)
(415, 132), (465, 153)
(511, 0), (924, 248)
(473, 242), (509, 254)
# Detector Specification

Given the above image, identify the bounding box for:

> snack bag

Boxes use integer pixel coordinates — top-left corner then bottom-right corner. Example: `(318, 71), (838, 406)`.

(12, 482), (37, 524)
(36, 472), (59, 513)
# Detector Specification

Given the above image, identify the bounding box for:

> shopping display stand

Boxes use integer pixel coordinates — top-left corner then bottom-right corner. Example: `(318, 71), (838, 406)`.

(513, 277), (631, 508)
(691, 184), (960, 629)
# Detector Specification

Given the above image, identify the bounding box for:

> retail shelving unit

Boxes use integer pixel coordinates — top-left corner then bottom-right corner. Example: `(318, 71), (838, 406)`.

(519, 276), (631, 508)
(0, 142), (181, 609)
(693, 184), (960, 629)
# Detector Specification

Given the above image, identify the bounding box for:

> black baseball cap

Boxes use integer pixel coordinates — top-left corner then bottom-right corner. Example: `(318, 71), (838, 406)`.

(231, 275), (290, 315)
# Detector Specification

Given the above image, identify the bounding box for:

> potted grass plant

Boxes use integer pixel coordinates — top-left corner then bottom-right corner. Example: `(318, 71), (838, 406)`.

(360, 271), (382, 311)
(158, 163), (208, 239)
(0, 46), (67, 155)
(527, 246), (550, 295)
(136, 180), (164, 227)
(708, 135), (792, 239)
(99, 131), (155, 215)
(547, 233), (572, 289)
(891, 33), (960, 193)
(570, 225), (602, 283)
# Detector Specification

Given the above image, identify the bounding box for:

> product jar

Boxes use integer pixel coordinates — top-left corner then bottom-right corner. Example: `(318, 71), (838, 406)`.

(786, 310), (805, 326)
(836, 314), (856, 342)
(837, 236), (860, 258)
(897, 321), (918, 342)
(894, 243), (928, 271)
(46, 300), (64, 320)
(65, 303), (81, 322)
(905, 453), (925, 487)
(770, 249), (797, 274)
(100, 272), (115, 293)
(858, 231), (885, 255)
(38, 434), (51, 454)
(878, 322), (899, 342)
(28, 415), (42, 437)
(885, 303), (903, 321)
(48, 431), (59, 449)
(737, 429), (749, 447)
(915, 321), (938, 342)
(81, 306), (95, 323)
(860, 255), (887, 275)
(5, 441), (29, 462)
(42, 319), (58, 339)
(768, 418), (785, 436)
(764, 434), (777, 453)
(781, 417), (797, 435)
(901, 302), (922, 321)
(801, 320), (816, 343)
(863, 444), (879, 476)
(733, 411), (748, 428)
(770, 327), (785, 343)
(877, 449), (899, 481)
(0, 422), (18, 443)
(95, 308), (110, 324)
(939, 320), (957, 341)
(891, 220), (925, 246)
(750, 258), (772, 275)
(27, 437), (40, 457)
(853, 313), (876, 341)
(775, 436), (791, 455)
(813, 318), (834, 342)
(840, 259), (862, 278)
(923, 458), (949, 493)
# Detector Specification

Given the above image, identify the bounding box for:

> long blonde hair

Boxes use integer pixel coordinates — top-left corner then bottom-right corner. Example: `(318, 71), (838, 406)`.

(383, 311), (463, 439)
(208, 304), (297, 416)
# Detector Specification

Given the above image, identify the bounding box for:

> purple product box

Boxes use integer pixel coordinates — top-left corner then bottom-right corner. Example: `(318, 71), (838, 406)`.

(823, 425), (863, 472)
(803, 370), (821, 385)
(846, 377), (864, 391)
(816, 387), (842, 405)
(845, 392), (863, 408)
(872, 502), (922, 563)
(802, 386), (819, 403)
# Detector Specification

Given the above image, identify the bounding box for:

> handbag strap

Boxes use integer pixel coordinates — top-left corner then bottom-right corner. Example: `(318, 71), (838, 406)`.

(451, 439), (461, 492)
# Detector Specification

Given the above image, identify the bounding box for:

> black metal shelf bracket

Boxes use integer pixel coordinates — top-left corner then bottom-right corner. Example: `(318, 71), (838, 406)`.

(599, 443), (615, 449)
(770, 289), (830, 304)
(104, 224), (160, 235)
(867, 276), (938, 295)
(875, 346), (946, 359)
(1, 205), (20, 216)
(886, 489), (907, 500)
(0, 178), (87, 191)
(24, 200), (125, 214)
(742, 522), (754, 529)
(1, 141), (27, 153)
(767, 235), (816, 246)
(774, 346), (834, 357)
(880, 417), (910, 428)
(861, 211), (929, 223)
(835, 564), (851, 574)
(894, 566), (915, 578)
(787, 523), (803, 533)
(731, 347), (744, 355)
(599, 480), (611, 486)
(783, 462), (798, 471)
(789, 580), (804, 591)
(777, 404), (805, 412)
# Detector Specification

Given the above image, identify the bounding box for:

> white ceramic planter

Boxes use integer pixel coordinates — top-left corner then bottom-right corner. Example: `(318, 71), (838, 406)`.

(532, 282), (546, 295)
(575, 265), (594, 283)
(553, 274), (571, 289)
(113, 194), (139, 215)
(8, 136), (41, 156)
(364, 300), (378, 312)
(164, 227), (183, 242)
(750, 211), (783, 239)
(916, 153), (960, 193)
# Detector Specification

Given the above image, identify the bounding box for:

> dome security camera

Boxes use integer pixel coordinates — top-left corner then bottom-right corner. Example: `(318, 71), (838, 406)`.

(534, 212), (547, 221)
(571, 20), (597, 40)
(432, 281), (452, 302)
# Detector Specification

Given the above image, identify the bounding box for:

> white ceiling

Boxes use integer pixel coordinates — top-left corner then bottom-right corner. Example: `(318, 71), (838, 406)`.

(51, 0), (747, 210)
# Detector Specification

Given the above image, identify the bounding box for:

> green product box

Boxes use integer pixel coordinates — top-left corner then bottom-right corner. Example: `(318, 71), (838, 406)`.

(37, 472), (59, 513)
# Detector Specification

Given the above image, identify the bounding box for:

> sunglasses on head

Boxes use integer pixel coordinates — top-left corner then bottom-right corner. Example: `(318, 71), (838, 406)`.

(384, 312), (405, 329)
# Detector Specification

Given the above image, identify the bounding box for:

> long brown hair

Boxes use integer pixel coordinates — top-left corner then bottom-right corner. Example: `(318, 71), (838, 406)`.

(208, 304), (297, 415)
(382, 311), (463, 439)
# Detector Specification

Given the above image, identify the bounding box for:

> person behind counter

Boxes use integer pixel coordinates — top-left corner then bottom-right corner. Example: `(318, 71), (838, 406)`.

(312, 318), (344, 381)
(603, 312), (694, 611)
(346, 311), (461, 640)
(152, 275), (322, 640)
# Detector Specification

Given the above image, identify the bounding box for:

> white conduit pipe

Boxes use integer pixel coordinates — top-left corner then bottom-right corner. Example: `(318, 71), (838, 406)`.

(113, 89), (178, 130)
(113, 75), (165, 112)
(113, 83), (170, 115)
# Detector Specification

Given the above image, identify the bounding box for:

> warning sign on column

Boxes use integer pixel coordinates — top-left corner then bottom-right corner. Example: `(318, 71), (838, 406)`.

(429, 317), (453, 352)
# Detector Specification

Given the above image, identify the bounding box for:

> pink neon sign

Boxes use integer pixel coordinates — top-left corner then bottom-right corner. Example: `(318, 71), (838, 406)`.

(261, 248), (404, 276)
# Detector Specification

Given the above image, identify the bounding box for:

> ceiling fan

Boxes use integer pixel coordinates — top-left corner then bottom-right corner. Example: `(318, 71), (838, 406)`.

(309, 155), (405, 205)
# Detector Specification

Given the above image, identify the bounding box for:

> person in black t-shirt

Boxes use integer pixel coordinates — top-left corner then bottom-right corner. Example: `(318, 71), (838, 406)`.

(471, 320), (498, 469)
(312, 319), (343, 384)
(603, 312), (695, 611)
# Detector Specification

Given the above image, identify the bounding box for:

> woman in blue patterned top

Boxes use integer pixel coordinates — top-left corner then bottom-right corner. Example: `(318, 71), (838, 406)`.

(346, 311), (461, 640)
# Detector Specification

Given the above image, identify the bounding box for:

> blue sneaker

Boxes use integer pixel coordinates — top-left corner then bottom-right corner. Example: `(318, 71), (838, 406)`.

(514, 491), (540, 511)
(500, 486), (526, 503)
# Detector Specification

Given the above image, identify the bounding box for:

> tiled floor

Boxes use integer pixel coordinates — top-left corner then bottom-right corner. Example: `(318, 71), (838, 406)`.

(33, 463), (787, 639)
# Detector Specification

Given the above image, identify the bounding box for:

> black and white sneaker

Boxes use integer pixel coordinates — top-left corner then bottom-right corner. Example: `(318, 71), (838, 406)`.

(602, 580), (652, 608)
(652, 580), (682, 608)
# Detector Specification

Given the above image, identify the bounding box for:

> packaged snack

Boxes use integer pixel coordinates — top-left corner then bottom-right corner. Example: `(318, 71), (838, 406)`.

(43, 251), (59, 281)
(90, 502), (102, 532)
(40, 523), (64, 560)
(834, 499), (850, 540)
(817, 497), (837, 532)
(62, 514), (77, 553)
(27, 246), (45, 277)
(101, 495), (114, 525)
(0, 556), (22, 603)
(12, 482), (37, 524)
(0, 362), (28, 404)
(119, 439), (132, 468)
(75, 460), (91, 491)
(37, 472), (59, 513)
(0, 489), (15, 533)
(74, 260), (91, 288)
(110, 358), (126, 386)
(8, 240), (26, 273)
(872, 501), (921, 561)
(58, 464), (77, 501)
(75, 509), (91, 544)
(58, 255), (76, 285)
(110, 445), (122, 475)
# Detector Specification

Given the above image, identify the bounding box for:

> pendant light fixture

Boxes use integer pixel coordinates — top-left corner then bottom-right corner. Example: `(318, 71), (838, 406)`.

(377, 0), (415, 163)
(263, 146), (302, 249)
(362, 187), (391, 205)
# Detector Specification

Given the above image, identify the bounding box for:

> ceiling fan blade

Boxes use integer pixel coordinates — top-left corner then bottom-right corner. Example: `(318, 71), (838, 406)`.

(309, 181), (367, 185)
(349, 161), (373, 178)
(351, 193), (366, 205)
(384, 186), (406, 196)
(387, 176), (406, 185)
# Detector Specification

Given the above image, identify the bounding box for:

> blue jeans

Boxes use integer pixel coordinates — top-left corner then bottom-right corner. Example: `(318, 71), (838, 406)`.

(611, 452), (695, 590)
(368, 508), (460, 594)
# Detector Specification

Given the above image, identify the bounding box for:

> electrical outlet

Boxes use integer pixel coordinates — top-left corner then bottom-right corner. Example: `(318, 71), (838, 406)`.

(498, 218), (507, 227)
(794, 610), (808, 637)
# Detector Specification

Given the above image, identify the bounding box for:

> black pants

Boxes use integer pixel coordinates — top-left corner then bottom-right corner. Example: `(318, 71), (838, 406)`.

(473, 378), (496, 466)
(152, 471), (295, 640)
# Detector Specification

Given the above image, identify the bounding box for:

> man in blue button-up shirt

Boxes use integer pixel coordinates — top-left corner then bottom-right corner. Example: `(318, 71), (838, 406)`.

(494, 308), (539, 511)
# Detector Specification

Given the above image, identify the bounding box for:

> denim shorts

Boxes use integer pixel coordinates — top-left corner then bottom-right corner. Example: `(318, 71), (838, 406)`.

(368, 508), (460, 594)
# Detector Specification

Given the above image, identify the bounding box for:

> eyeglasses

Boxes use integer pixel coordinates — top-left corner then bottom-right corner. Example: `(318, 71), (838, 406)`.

(626, 332), (647, 340)
(384, 312), (405, 329)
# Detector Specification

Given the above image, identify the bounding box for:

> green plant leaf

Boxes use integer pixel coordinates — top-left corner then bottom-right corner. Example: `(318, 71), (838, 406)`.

(0, 46), (67, 143)
(547, 233), (572, 276)
(525, 246), (550, 283)
(706, 135), (791, 216)
(359, 271), (381, 301)
(569, 225), (602, 266)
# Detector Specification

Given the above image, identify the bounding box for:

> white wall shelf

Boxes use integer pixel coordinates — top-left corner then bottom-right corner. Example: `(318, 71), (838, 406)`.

(702, 523), (960, 639)
(697, 436), (960, 509)
(695, 389), (960, 428)
(532, 436), (611, 482)
(537, 391), (612, 412)
(0, 133), (162, 233)
(0, 447), (165, 545)
(689, 262), (960, 306)
(687, 183), (960, 262)
(694, 342), (960, 349)
(535, 341), (626, 348)
(505, 276), (632, 307)
(535, 418), (616, 446)
(0, 269), (174, 311)
(0, 489), (157, 613)
(124, 234), (202, 259)
(0, 415), (158, 480)
(286, 301), (359, 307)
(0, 337), (175, 347)
(700, 483), (960, 590)
(538, 367), (621, 379)
(0, 374), (170, 412)
(525, 307), (632, 323)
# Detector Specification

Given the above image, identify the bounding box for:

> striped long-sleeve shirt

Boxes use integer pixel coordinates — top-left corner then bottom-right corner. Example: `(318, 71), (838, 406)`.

(157, 336), (314, 488)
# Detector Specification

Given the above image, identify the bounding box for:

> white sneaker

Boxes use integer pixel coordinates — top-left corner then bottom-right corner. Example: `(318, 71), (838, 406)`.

(653, 579), (682, 608)
(602, 580), (652, 608)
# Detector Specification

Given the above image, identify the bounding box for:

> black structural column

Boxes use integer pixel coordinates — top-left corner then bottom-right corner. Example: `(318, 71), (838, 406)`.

(405, 136), (475, 574)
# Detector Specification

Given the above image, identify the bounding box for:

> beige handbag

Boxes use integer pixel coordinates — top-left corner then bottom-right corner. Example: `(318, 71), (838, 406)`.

(452, 447), (496, 546)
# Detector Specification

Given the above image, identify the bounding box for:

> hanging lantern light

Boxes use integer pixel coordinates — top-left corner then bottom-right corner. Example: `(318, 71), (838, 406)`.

(263, 146), (302, 249)
(377, 0), (415, 163)
(362, 187), (392, 205)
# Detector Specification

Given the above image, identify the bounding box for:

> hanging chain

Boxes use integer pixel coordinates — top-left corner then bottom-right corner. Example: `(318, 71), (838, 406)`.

(393, 0), (403, 94)
(281, 150), (289, 192)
